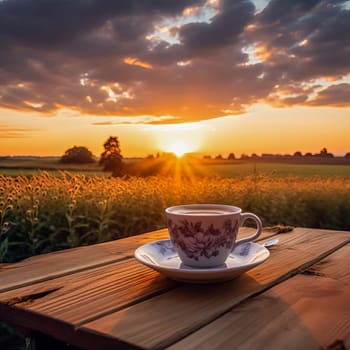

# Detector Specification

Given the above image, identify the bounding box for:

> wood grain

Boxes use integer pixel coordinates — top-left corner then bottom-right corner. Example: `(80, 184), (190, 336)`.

(0, 227), (260, 292)
(0, 259), (176, 349)
(166, 243), (350, 350)
(1, 227), (348, 350)
(0, 229), (167, 292)
(0, 229), (272, 325)
(78, 228), (349, 350)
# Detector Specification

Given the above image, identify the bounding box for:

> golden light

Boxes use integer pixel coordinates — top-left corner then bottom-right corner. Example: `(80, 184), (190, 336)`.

(155, 123), (203, 158)
(162, 140), (194, 157)
(255, 44), (272, 61)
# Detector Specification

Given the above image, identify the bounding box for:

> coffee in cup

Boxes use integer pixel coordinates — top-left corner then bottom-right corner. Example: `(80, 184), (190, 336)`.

(165, 204), (263, 267)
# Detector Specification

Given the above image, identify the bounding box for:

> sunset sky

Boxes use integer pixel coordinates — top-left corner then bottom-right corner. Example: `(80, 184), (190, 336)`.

(0, 0), (350, 157)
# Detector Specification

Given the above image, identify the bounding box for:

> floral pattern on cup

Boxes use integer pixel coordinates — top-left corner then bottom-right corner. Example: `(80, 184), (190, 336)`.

(156, 240), (176, 255)
(167, 218), (239, 261)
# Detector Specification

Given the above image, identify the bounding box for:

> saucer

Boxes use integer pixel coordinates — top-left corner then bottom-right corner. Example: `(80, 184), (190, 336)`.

(134, 240), (270, 283)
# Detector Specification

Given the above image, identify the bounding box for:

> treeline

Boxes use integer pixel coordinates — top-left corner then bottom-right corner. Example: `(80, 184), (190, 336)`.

(205, 148), (350, 161)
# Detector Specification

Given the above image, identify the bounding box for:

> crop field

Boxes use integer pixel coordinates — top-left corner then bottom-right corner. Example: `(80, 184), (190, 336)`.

(1, 168), (350, 263)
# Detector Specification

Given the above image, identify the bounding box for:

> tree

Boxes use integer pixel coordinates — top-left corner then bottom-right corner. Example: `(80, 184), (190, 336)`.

(240, 154), (250, 160)
(99, 136), (123, 176)
(60, 146), (95, 164)
(227, 153), (236, 160)
(319, 147), (333, 158)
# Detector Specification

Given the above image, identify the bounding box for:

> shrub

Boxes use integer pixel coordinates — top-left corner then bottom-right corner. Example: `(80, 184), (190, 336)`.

(60, 146), (95, 164)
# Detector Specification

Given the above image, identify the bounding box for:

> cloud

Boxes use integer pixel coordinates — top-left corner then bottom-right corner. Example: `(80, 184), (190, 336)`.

(0, 125), (42, 138)
(0, 0), (349, 123)
(307, 83), (350, 106)
(178, 1), (255, 53)
(91, 115), (176, 125)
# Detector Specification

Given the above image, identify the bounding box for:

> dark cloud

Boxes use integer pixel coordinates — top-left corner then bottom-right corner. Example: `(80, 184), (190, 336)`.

(245, 0), (350, 108)
(307, 83), (350, 106)
(178, 1), (255, 53)
(0, 0), (202, 48)
(0, 0), (349, 122)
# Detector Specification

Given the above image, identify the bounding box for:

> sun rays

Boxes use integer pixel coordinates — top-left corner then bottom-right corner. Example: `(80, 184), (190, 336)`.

(125, 153), (212, 181)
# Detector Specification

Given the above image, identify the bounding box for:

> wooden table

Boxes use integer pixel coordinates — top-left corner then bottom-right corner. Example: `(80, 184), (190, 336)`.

(0, 227), (349, 350)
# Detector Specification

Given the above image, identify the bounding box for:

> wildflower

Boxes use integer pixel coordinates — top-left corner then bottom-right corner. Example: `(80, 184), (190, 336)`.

(1, 221), (9, 234)
(6, 204), (13, 212)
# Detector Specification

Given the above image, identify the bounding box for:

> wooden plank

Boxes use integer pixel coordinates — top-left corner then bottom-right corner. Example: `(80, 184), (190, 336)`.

(0, 227), (262, 292)
(0, 227), (266, 349)
(78, 228), (350, 350)
(0, 229), (169, 292)
(0, 228), (269, 326)
(166, 243), (350, 350)
(0, 258), (177, 322)
(0, 258), (176, 349)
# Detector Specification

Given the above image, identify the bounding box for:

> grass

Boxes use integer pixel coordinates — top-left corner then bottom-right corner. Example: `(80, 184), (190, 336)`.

(0, 157), (107, 177)
(206, 162), (350, 178)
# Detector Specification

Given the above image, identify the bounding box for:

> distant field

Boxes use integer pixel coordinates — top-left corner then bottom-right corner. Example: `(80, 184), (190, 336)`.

(206, 162), (350, 178)
(0, 168), (108, 177)
(0, 158), (107, 177)
(1, 157), (350, 178)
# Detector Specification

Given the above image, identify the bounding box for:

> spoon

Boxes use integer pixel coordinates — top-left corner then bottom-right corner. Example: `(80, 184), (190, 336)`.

(262, 237), (279, 248)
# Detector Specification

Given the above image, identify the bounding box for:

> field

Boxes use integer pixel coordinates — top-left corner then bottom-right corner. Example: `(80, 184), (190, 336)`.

(1, 156), (350, 263)
(0, 157), (107, 177)
(2, 156), (350, 178)
(201, 161), (350, 178)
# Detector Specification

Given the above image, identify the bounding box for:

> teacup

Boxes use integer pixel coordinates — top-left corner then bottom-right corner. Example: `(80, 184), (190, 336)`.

(165, 204), (263, 268)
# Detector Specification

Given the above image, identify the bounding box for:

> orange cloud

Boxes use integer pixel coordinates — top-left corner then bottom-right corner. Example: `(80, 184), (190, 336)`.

(123, 57), (153, 70)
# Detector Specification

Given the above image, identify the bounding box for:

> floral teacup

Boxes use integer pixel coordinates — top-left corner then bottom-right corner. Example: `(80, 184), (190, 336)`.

(165, 204), (263, 268)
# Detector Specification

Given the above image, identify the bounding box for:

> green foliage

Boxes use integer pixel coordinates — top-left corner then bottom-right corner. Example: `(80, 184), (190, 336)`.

(1, 172), (350, 263)
(60, 146), (95, 164)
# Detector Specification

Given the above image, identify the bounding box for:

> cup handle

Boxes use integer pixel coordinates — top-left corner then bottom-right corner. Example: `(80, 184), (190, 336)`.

(235, 212), (263, 246)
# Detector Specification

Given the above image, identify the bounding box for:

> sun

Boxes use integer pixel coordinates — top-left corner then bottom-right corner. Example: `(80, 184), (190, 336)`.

(155, 123), (202, 158)
(164, 140), (193, 157)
